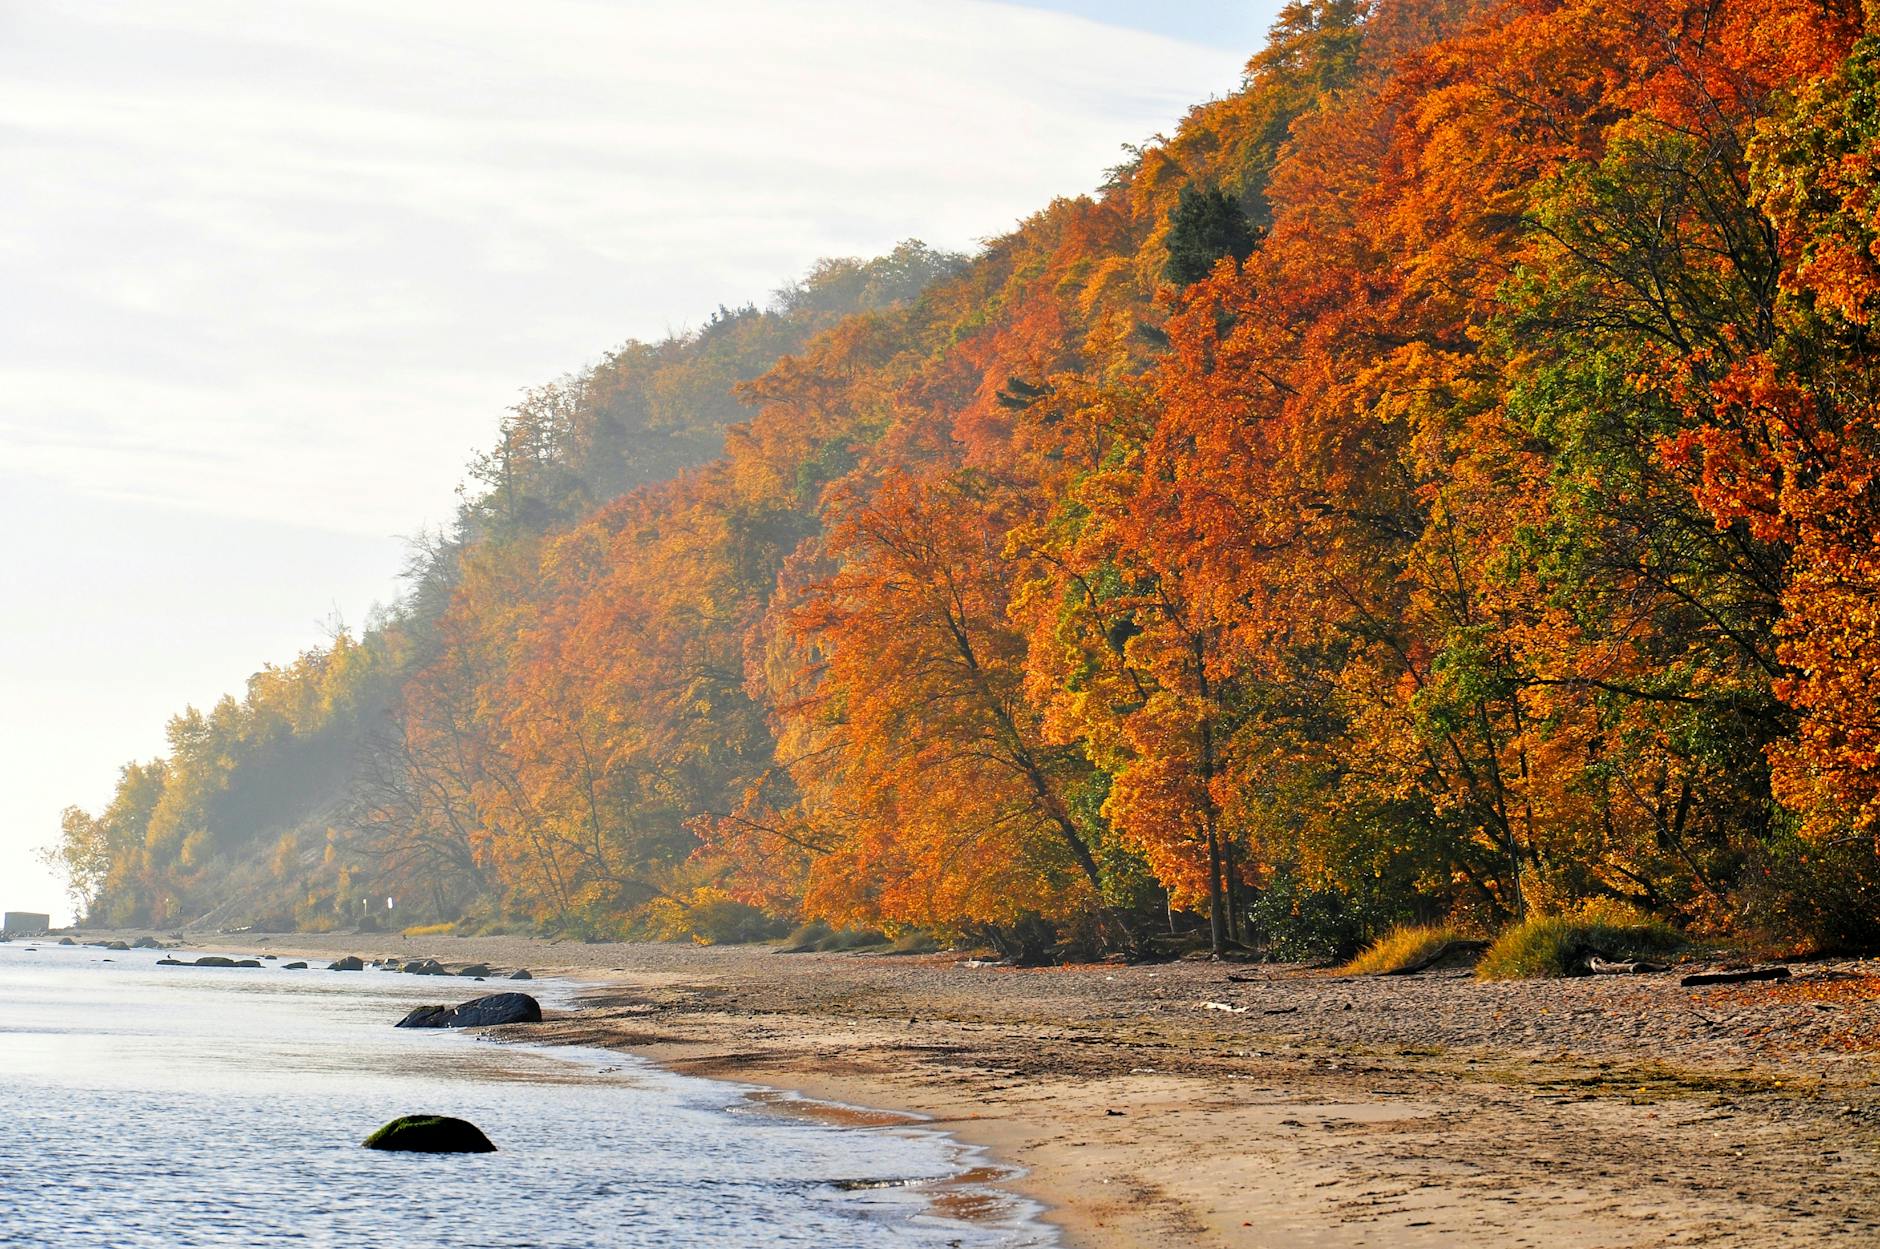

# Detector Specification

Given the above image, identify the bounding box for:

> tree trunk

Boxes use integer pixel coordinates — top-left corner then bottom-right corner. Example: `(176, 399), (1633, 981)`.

(1205, 827), (1227, 955)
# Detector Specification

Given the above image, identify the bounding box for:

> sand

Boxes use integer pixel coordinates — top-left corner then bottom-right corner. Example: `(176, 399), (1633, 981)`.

(78, 929), (1880, 1247)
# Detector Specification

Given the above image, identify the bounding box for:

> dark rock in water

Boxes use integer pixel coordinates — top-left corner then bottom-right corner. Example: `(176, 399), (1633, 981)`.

(449, 992), (541, 1026)
(282, 961), (308, 970)
(510, 969), (532, 981)
(156, 957), (184, 965)
(329, 955), (365, 971)
(59, 937), (77, 946)
(130, 937), (161, 949)
(362, 1115), (496, 1153)
(402, 958), (448, 976)
(186, 956), (263, 968)
(394, 992), (542, 1029)
(262, 954), (277, 960)
(103, 940), (129, 951)
(457, 964), (492, 978)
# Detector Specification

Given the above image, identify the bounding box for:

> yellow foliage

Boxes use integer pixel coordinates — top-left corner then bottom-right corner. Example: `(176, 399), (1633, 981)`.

(1342, 924), (1478, 975)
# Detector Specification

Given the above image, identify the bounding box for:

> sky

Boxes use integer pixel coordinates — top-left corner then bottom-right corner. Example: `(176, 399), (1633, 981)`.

(0, 0), (1280, 922)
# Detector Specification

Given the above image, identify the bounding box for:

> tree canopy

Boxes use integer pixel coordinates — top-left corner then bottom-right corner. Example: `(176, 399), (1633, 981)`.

(52, 0), (1880, 958)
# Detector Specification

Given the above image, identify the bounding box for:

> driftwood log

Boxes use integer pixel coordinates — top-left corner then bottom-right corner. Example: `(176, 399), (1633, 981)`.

(1680, 966), (1792, 987)
(1558, 942), (1673, 976)
(1583, 955), (1671, 975)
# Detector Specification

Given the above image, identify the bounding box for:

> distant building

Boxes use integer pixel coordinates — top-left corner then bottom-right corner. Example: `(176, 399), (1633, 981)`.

(3, 912), (51, 936)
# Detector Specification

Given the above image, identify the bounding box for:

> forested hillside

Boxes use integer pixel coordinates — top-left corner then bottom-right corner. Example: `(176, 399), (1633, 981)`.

(50, 0), (1880, 957)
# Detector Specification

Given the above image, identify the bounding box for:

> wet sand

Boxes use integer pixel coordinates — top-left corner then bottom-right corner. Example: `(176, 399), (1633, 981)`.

(80, 930), (1880, 1247)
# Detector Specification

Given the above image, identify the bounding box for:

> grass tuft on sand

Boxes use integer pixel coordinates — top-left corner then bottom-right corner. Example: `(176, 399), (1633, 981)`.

(1342, 924), (1477, 975)
(778, 921), (893, 953)
(1476, 900), (1684, 980)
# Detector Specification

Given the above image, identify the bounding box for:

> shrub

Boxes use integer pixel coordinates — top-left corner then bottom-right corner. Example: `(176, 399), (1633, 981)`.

(977, 914), (1055, 965)
(458, 914), (527, 937)
(640, 888), (789, 945)
(815, 926), (890, 952)
(546, 904), (629, 944)
(772, 921), (894, 953)
(1243, 862), (1411, 962)
(1476, 900), (1684, 980)
(777, 920), (833, 953)
(1744, 832), (1880, 954)
(681, 892), (790, 945)
(1342, 924), (1478, 975)
(885, 930), (940, 955)
(401, 921), (457, 938)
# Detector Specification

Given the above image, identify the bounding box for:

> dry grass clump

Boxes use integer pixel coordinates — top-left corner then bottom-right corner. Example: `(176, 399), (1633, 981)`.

(401, 921), (457, 938)
(1342, 924), (1478, 975)
(777, 921), (891, 953)
(1476, 899), (1684, 980)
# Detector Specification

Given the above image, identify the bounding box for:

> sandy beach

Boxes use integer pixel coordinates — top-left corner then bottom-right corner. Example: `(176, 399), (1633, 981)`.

(78, 930), (1880, 1248)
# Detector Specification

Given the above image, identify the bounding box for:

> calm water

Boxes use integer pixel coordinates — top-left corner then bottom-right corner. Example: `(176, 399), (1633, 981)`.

(0, 942), (1049, 1248)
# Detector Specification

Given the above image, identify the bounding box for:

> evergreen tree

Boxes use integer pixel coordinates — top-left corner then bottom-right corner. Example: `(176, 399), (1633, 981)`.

(1162, 185), (1257, 286)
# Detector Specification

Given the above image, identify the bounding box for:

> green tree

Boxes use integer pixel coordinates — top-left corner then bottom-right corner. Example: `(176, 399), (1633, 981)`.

(1162, 185), (1258, 286)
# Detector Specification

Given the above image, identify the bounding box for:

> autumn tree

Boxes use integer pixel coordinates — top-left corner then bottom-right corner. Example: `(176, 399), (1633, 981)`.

(770, 467), (1128, 940)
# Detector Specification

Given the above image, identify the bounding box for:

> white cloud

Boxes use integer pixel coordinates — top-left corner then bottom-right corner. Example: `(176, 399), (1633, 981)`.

(1, 0), (1244, 533)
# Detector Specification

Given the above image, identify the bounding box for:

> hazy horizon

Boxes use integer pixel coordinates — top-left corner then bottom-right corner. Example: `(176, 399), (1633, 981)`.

(1, 1), (1277, 921)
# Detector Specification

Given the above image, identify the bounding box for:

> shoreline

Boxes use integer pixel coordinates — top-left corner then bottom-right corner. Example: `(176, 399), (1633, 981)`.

(35, 930), (1051, 1245)
(65, 929), (1880, 1247)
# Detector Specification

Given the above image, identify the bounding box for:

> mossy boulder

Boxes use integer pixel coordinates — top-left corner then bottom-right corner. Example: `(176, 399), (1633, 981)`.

(362, 1115), (496, 1153)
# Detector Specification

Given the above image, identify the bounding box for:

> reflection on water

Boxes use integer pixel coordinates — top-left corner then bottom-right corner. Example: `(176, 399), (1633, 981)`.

(0, 944), (1049, 1247)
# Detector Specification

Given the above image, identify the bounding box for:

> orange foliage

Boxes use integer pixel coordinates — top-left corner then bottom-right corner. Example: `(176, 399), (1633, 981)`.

(66, 0), (1880, 955)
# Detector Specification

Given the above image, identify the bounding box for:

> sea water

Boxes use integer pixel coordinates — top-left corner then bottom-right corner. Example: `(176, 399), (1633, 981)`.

(0, 942), (1048, 1247)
